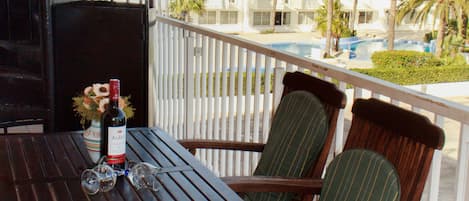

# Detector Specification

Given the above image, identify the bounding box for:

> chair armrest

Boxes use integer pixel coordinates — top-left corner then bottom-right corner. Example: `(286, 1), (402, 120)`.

(222, 176), (323, 194)
(178, 139), (265, 155)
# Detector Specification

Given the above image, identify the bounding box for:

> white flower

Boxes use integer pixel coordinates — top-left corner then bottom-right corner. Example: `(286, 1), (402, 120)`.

(84, 86), (93, 96)
(92, 83), (109, 97)
(98, 98), (109, 113)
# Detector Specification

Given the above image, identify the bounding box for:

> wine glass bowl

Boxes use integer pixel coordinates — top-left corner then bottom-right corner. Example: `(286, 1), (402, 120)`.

(81, 164), (117, 195)
(127, 162), (160, 191)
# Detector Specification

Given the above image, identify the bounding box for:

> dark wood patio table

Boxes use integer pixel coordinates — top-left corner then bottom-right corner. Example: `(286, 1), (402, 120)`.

(0, 127), (243, 201)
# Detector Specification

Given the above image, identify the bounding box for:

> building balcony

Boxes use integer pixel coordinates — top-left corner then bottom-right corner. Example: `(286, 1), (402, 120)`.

(150, 12), (469, 201)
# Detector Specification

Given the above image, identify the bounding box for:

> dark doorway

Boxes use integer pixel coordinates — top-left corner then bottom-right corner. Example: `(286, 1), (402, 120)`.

(275, 12), (282, 25)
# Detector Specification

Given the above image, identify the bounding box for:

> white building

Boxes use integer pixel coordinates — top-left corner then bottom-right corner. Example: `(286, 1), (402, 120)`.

(158, 0), (435, 34)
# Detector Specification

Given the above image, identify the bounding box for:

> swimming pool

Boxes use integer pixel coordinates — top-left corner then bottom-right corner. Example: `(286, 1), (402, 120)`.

(268, 39), (431, 61)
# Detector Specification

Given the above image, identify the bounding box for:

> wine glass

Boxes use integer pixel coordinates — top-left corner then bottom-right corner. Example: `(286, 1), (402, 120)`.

(81, 164), (117, 195)
(127, 162), (160, 191)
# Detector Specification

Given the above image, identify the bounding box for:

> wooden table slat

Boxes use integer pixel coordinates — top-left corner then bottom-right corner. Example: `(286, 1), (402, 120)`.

(138, 129), (227, 200)
(0, 138), (17, 201)
(127, 133), (192, 201)
(126, 144), (175, 201)
(130, 130), (212, 201)
(150, 128), (243, 201)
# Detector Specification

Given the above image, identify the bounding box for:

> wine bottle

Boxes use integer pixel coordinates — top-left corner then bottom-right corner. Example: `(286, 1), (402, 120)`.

(101, 79), (126, 170)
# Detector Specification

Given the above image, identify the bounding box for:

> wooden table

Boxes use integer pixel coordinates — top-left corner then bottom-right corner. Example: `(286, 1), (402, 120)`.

(0, 127), (243, 201)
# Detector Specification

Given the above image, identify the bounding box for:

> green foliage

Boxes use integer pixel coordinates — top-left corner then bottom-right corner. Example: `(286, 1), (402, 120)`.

(371, 50), (442, 68)
(441, 53), (468, 65)
(315, 0), (352, 51)
(351, 65), (469, 85)
(169, 0), (205, 21)
(260, 29), (275, 34)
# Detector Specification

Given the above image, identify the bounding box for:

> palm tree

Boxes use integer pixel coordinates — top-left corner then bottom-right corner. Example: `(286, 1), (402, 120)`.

(455, 0), (468, 40)
(350, 0), (358, 31)
(169, 0), (205, 22)
(388, 0), (397, 50)
(325, 0), (334, 57)
(270, 0), (278, 32)
(397, 0), (452, 58)
(316, 0), (350, 54)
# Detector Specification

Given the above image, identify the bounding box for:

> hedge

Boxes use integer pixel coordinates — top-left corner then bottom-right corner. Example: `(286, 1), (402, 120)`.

(371, 50), (442, 68)
(351, 65), (469, 85)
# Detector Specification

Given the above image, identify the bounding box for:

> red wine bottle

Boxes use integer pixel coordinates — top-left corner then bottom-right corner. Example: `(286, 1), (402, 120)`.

(101, 79), (126, 170)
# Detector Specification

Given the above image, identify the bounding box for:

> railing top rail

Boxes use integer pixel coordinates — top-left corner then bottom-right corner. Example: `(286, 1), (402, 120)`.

(151, 12), (469, 125)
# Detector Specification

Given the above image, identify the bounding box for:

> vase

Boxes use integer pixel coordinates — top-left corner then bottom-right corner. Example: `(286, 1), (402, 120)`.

(83, 120), (102, 163)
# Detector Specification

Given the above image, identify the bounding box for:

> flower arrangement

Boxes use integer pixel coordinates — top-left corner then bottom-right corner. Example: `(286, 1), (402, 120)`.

(73, 83), (135, 127)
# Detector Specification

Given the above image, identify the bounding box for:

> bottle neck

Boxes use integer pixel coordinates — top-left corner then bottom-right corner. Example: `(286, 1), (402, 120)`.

(109, 79), (120, 109)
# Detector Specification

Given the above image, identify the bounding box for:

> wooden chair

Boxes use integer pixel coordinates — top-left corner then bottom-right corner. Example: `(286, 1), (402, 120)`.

(179, 71), (346, 201)
(343, 98), (445, 201)
(226, 149), (401, 201)
(224, 98), (444, 201)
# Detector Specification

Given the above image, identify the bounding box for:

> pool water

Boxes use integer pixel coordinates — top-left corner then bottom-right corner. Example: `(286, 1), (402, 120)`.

(268, 39), (431, 61)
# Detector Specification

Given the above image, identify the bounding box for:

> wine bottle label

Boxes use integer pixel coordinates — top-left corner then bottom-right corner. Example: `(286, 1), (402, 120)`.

(107, 126), (126, 164)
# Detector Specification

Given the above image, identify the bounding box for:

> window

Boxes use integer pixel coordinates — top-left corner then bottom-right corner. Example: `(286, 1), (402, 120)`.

(298, 12), (314, 24)
(358, 11), (373, 24)
(253, 12), (271, 26)
(274, 12), (290, 25)
(220, 11), (238, 24)
(199, 11), (216, 24)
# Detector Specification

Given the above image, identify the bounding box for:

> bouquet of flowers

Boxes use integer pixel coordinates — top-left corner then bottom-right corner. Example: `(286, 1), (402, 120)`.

(73, 83), (135, 127)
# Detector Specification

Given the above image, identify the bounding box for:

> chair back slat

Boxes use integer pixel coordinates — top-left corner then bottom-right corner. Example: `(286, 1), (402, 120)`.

(345, 98), (444, 201)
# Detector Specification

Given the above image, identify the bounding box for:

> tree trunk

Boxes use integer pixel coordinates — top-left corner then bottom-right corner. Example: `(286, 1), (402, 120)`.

(459, 13), (468, 40)
(435, 13), (447, 58)
(335, 36), (340, 52)
(325, 0), (333, 57)
(388, 0), (397, 50)
(270, 0), (277, 32)
(351, 0), (358, 31)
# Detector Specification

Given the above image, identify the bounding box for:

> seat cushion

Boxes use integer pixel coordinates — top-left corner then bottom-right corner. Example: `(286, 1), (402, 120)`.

(321, 149), (400, 201)
(246, 90), (329, 201)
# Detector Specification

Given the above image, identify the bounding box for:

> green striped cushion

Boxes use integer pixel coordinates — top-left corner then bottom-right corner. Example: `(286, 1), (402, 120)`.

(321, 149), (400, 201)
(246, 90), (329, 201)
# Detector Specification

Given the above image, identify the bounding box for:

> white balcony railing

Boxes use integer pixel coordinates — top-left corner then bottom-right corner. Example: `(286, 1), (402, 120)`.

(149, 13), (469, 201)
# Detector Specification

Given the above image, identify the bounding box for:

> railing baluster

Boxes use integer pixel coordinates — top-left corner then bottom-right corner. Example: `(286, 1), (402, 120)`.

(335, 81), (346, 154)
(184, 31), (195, 140)
(354, 87), (363, 100)
(244, 50), (253, 176)
(235, 47), (245, 176)
(163, 23), (170, 131)
(273, 67), (284, 114)
(157, 22), (164, 127)
(252, 53), (262, 172)
(427, 115), (444, 201)
(262, 56), (272, 143)
(286, 63), (293, 72)
(206, 37), (214, 172)
(200, 35), (208, 163)
(227, 44), (236, 176)
(168, 26), (174, 135)
(213, 39), (221, 176)
(194, 34), (201, 140)
(456, 123), (469, 201)
(178, 28), (184, 139)
(220, 42), (229, 176)
(172, 27), (179, 136)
